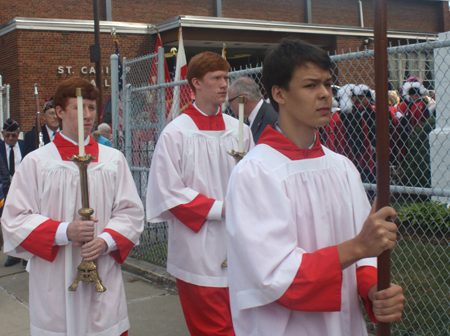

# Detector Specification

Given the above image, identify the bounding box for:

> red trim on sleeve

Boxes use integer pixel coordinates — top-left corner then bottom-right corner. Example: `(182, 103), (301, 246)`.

(103, 229), (135, 264)
(276, 246), (342, 312)
(19, 219), (61, 262)
(169, 194), (216, 233)
(357, 265), (378, 323)
(183, 104), (226, 131)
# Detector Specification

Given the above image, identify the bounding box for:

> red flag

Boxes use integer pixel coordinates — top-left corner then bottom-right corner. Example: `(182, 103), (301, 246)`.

(152, 33), (171, 85)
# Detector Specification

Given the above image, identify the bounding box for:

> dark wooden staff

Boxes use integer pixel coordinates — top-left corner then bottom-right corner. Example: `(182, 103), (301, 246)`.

(373, 0), (391, 335)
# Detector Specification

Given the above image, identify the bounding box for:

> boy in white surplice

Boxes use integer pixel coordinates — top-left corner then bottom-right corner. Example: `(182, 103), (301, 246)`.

(226, 39), (405, 336)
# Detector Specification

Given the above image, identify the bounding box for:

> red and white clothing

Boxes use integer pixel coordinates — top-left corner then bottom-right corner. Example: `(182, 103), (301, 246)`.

(1, 133), (144, 336)
(226, 126), (377, 336)
(146, 103), (254, 287)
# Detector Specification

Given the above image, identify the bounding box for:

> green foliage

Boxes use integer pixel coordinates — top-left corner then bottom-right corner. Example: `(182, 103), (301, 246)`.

(400, 117), (435, 189)
(398, 200), (450, 233)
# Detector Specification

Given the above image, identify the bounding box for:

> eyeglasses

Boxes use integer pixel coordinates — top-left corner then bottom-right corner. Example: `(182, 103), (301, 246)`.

(46, 112), (57, 118)
(227, 95), (240, 105)
(4, 133), (18, 138)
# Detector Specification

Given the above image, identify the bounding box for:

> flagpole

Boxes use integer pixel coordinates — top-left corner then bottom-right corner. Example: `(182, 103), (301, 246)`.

(373, 0), (391, 335)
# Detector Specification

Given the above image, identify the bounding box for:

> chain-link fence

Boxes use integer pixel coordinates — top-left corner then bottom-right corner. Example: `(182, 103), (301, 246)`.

(111, 36), (450, 335)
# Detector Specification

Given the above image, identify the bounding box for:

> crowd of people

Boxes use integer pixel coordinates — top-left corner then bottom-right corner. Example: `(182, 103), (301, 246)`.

(319, 77), (435, 189)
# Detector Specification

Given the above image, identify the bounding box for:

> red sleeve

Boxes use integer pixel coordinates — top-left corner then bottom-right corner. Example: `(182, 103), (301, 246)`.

(19, 219), (60, 262)
(357, 265), (378, 323)
(276, 246), (342, 312)
(103, 228), (135, 264)
(169, 194), (216, 233)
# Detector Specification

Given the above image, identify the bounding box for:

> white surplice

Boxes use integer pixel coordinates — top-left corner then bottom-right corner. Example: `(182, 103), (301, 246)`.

(146, 112), (254, 287)
(226, 142), (377, 336)
(2, 142), (144, 336)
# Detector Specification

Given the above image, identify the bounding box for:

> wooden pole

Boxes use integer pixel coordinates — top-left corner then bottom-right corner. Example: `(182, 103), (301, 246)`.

(93, 0), (103, 117)
(373, 0), (391, 335)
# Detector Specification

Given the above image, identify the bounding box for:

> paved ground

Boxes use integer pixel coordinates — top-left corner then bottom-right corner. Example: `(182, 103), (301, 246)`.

(0, 252), (190, 336)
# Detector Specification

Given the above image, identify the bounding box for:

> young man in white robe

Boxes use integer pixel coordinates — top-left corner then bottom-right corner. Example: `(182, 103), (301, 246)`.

(225, 39), (405, 336)
(146, 51), (253, 335)
(1, 77), (144, 336)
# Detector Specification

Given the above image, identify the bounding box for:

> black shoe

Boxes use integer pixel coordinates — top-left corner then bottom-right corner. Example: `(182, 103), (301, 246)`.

(4, 256), (21, 267)
(22, 260), (28, 267)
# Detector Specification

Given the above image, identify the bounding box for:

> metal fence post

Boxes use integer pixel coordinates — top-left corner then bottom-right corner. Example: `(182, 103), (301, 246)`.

(5, 84), (9, 120)
(110, 53), (119, 148)
(157, 46), (166, 134)
(124, 83), (132, 169)
(0, 75), (3, 123)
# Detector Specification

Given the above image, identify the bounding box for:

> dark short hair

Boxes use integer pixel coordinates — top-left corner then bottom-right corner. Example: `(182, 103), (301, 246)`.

(53, 78), (99, 112)
(187, 52), (230, 93)
(263, 38), (331, 112)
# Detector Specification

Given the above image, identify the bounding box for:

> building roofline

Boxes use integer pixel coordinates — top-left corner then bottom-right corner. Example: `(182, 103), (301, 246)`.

(0, 15), (438, 40)
(157, 15), (438, 40)
(0, 17), (155, 37)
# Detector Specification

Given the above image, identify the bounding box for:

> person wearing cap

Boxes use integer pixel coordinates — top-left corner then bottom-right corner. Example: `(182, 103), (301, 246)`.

(396, 81), (431, 161)
(340, 85), (375, 190)
(23, 98), (61, 157)
(0, 118), (25, 267)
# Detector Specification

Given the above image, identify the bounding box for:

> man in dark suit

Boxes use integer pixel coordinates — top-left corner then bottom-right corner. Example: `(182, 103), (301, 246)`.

(23, 98), (60, 157)
(1, 118), (25, 267)
(228, 77), (278, 143)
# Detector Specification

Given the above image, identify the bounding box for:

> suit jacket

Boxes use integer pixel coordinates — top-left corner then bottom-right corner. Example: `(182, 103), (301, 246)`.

(0, 139), (25, 173)
(23, 126), (51, 157)
(251, 101), (278, 143)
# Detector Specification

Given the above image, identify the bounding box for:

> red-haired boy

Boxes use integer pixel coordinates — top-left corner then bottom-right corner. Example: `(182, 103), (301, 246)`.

(2, 77), (144, 336)
(147, 52), (253, 335)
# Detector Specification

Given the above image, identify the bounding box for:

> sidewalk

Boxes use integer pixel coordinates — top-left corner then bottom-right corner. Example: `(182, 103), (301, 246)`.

(0, 252), (190, 336)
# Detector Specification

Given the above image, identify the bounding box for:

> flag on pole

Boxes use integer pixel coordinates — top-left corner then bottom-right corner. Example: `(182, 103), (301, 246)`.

(171, 47), (177, 82)
(114, 39), (123, 92)
(151, 32), (171, 87)
(222, 43), (227, 60)
(168, 26), (188, 123)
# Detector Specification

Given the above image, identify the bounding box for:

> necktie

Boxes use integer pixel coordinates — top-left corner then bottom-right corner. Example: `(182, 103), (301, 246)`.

(9, 145), (15, 176)
(245, 119), (250, 126)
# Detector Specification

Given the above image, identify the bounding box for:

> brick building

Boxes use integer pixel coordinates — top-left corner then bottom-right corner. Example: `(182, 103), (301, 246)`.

(0, 0), (449, 131)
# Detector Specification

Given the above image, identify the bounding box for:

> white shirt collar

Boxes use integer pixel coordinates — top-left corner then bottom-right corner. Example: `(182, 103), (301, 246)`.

(247, 99), (264, 127)
(45, 124), (60, 141)
(60, 131), (91, 146)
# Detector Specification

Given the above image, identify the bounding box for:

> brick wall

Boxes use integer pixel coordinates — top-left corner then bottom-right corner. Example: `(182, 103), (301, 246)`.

(312, 0), (361, 27)
(334, 35), (375, 88)
(222, 0), (304, 23)
(441, 1), (450, 32)
(362, 0), (442, 33)
(2, 30), (155, 131)
(111, 0), (214, 24)
(0, 0), (106, 25)
(1, 0), (446, 34)
(0, 30), (19, 123)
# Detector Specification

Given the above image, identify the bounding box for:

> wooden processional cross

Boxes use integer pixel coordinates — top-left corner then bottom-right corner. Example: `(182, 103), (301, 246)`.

(374, 0), (391, 335)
